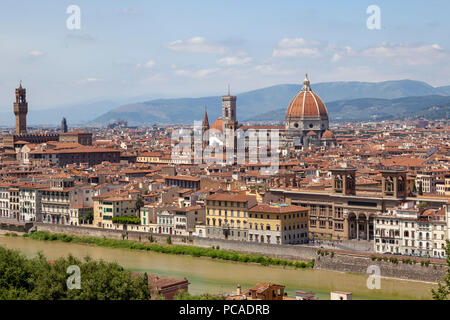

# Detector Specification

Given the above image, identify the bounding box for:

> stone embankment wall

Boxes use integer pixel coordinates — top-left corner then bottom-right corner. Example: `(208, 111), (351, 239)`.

(315, 253), (447, 283)
(34, 223), (447, 282)
(34, 223), (317, 260)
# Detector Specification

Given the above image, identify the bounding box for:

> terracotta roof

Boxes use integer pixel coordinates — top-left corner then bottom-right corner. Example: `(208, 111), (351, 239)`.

(286, 89), (328, 119)
(206, 193), (256, 203)
(249, 203), (308, 213)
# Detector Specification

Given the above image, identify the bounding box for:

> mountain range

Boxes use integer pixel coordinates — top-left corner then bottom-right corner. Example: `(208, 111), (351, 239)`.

(91, 80), (450, 126)
(1, 79), (449, 127)
(250, 95), (450, 122)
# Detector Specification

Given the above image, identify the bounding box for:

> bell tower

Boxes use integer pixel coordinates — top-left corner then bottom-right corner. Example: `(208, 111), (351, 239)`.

(14, 81), (28, 135)
(331, 167), (356, 195)
(222, 85), (237, 133)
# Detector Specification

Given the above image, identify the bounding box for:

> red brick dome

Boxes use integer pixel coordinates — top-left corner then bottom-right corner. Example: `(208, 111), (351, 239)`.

(211, 118), (223, 132)
(286, 74), (328, 120)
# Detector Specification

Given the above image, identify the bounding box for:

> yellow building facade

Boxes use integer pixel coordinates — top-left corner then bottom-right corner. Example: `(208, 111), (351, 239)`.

(205, 193), (257, 241)
(248, 204), (309, 244)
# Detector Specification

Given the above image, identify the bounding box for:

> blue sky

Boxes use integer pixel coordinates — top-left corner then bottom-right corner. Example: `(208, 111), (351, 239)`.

(0, 0), (449, 110)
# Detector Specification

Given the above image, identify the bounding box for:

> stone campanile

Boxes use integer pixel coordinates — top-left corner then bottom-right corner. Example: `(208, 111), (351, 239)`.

(221, 85), (237, 133)
(14, 81), (28, 135)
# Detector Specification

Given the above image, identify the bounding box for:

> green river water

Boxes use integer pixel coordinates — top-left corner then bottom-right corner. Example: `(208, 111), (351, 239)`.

(0, 235), (437, 300)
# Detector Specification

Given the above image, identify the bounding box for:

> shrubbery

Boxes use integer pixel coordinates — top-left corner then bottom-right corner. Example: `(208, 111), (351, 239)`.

(112, 215), (140, 225)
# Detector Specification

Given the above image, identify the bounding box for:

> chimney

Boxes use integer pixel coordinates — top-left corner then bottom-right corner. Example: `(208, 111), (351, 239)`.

(236, 284), (241, 296)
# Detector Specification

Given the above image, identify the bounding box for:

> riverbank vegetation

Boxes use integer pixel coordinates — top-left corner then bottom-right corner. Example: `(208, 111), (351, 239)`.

(22, 231), (315, 269)
(173, 290), (224, 300)
(0, 245), (150, 300)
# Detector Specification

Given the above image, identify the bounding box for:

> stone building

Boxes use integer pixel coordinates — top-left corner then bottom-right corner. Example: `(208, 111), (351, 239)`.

(269, 168), (448, 241)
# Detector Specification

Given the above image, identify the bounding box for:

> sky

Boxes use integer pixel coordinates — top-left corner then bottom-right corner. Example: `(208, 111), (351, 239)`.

(0, 0), (449, 111)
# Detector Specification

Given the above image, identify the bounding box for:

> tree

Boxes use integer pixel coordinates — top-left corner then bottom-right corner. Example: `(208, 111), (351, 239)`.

(432, 239), (450, 300)
(418, 181), (423, 195)
(0, 246), (150, 300)
(135, 196), (144, 211)
(79, 210), (94, 225)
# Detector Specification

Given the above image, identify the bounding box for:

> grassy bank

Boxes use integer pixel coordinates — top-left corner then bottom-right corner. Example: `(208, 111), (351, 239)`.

(18, 231), (315, 269)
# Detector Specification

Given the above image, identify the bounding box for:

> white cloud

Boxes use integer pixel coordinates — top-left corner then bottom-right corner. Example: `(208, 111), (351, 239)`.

(331, 53), (342, 62)
(174, 68), (219, 78)
(272, 38), (321, 58)
(359, 43), (447, 65)
(141, 74), (163, 84)
(254, 64), (295, 76)
(75, 77), (103, 85)
(166, 37), (227, 54)
(137, 60), (156, 69)
(122, 8), (139, 15)
(217, 56), (253, 66)
(29, 50), (45, 57)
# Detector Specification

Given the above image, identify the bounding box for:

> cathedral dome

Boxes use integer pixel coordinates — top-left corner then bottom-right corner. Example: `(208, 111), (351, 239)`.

(211, 118), (223, 132)
(286, 74), (328, 120)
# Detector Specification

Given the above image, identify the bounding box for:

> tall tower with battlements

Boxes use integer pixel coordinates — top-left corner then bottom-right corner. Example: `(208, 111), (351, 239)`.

(221, 85), (237, 133)
(14, 81), (28, 135)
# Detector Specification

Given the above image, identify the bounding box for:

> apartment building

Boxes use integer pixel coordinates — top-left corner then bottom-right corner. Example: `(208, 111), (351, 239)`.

(0, 184), (10, 218)
(374, 202), (447, 258)
(172, 206), (205, 236)
(415, 174), (436, 194)
(9, 185), (19, 220)
(41, 175), (75, 225)
(205, 193), (257, 241)
(248, 203), (309, 245)
(157, 210), (174, 235)
(93, 195), (137, 229)
(18, 183), (43, 222)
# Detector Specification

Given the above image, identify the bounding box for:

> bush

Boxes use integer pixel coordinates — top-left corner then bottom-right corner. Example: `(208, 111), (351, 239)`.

(166, 236), (172, 245)
(112, 215), (141, 225)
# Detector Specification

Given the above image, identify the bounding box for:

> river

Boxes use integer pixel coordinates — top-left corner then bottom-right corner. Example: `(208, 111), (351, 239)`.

(0, 235), (437, 300)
